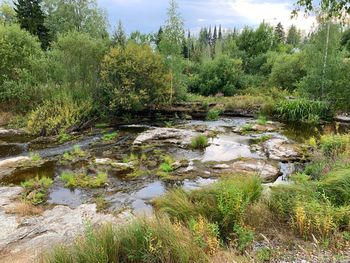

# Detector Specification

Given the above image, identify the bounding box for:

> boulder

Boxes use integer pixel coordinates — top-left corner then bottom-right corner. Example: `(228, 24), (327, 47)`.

(213, 159), (281, 183)
(263, 138), (302, 162)
(95, 158), (134, 173)
(133, 127), (200, 147)
(0, 186), (132, 263)
(0, 128), (26, 137)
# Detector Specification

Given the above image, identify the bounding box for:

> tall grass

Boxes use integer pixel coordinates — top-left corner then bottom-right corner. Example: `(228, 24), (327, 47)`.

(45, 216), (209, 263)
(274, 98), (333, 124)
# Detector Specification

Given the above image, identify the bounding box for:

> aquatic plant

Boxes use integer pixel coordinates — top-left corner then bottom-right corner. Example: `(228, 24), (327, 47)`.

(102, 131), (118, 141)
(62, 145), (87, 162)
(191, 135), (209, 149)
(21, 176), (53, 205)
(29, 152), (42, 162)
(60, 171), (107, 188)
(58, 132), (72, 143)
(206, 109), (222, 121)
(256, 115), (267, 125)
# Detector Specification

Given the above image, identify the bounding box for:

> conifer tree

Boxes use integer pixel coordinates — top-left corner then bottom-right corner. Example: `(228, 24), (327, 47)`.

(112, 20), (126, 47)
(156, 26), (163, 49)
(219, 25), (222, 40)
(286, 25), (301, 46)
(275, 22), (285, 43)
(14, 0), (51, 49)
(213, 25), (217, 45)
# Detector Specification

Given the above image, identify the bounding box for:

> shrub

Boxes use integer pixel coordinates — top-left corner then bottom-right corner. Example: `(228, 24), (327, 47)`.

(319, 134), (350, 157)
(29, 152), (42, 162)
(60, 171), (108, 188)
(232, 225), (255, 253)
(274, 98), (333, 123)
(256, 115), (267, 125)
(61, 145), (87, 162)
(191, 135), (209, 149)
(206, 109), (222, 121)
(190, 55), (244, 96)
(21, 176), (53, 205)
(46, 216), (209, 263)
(26, 92), (93, 135)
(100, 42), (171, 112)
(102, 132), (118, 142)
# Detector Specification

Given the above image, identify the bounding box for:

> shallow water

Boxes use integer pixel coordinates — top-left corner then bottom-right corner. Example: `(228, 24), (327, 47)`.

(0, 117), (324, 214)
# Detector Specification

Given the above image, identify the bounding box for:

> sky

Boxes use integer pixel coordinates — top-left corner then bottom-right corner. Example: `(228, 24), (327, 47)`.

(97, 0), (317, 34)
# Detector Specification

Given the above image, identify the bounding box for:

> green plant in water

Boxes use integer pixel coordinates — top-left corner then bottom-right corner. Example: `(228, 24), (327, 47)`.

(58, 132), (72, 143)
(21, 176), (53, 205)
(206, 109), (222, 121)
(191, 135), (209, 149)
(29, 152), (41, 162)
(102, 132), (118, 142)
(256, 115), (267, 125)
(60, 171), (108, 188)
(62, 145), (87, 162)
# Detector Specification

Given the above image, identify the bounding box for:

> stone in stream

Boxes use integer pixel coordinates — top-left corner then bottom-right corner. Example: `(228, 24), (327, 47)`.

(263, 138), (303, 162)
(0, 186), (133, 263)
(133, 127), (201, 147)
(94, 158), (134, 173)
(0, 128), (27, 136)
(212, 159), (281, 183)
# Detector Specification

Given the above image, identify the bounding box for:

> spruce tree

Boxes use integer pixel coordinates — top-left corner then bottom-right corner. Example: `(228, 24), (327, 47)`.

(156, 26), (163, 49)
(275, 22), (285, 43)
(14, 0), (51, 49)
(286, 25), (301, 46)
(112, 20), (126, 47)
(213, 25), (217, 45)
(218, 24), (222, 40)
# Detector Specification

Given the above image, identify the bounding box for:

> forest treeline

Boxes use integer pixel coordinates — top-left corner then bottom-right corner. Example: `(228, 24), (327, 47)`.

(0, 0), (350, 135)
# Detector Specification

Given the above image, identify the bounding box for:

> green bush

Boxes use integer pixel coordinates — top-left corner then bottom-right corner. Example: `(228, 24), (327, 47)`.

(26, 92), (93, 135)
(190, 55), (244, 96)
(46, 216), (209, 263)
(206, 109), (222, 121)
(190, 135), (209, 149)
(320, 134), (350, 157)
(102, 132), (118, 142)
(274, 98), (333, 123)
(100, 42), (170, 112)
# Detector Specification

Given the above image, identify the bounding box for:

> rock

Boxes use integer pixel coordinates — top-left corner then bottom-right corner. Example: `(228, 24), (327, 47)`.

(0, 128), (26, 137)
(172, 160), (189, 170)
(212, 159), (281, 183)
(335, 115), (350, 123)
(263, 138), (302, 162)
(133, 127), (200, 147)
(95, 158), (134, 173)
(0, 186), (133, 263)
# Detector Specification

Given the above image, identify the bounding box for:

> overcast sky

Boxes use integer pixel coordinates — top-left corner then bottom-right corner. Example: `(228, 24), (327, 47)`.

(97, 0), (317, 34)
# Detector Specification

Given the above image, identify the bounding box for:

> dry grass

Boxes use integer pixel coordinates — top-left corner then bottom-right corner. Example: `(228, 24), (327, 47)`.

(0, 111), (13, 126)
(6, 202), (44, 217)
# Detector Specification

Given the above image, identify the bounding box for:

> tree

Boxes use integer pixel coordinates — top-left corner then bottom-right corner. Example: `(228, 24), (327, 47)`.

(293, 0), (350, 20)
(275, 22), (285, 43)
(112, 20), (126, 47)
(218, 25), (223, 40)
(0, 0), (16, 25)
(155, 27), (163, 49)
(299, 23), (342, 101)
(0, 24), (43, 103)
(341, 28), (350, 51)
(100, 42), (171, 112)
(286, 25), (301, 46)
(14, 0), (51, 49)
(190, 55), (243, 96)
(48, 31), (108, 89)
(42, 0), (108, 39)
(159, 0), (186, 101)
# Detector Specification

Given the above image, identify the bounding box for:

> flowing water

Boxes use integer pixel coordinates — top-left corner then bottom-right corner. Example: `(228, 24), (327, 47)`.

(1, 117), (349, 215)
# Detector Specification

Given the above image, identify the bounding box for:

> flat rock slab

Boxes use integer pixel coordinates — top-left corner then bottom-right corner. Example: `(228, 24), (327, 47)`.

(263, 138), (302, 162)
(0, 186), (132, 263)
(133, 127), (200, 147)
(0, 128), (26, 136)
(335, 115), (350, 123)
(213, 159), (281, 183)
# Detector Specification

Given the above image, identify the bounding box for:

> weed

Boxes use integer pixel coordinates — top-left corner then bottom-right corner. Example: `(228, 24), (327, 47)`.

(256, 115), (267, 125)
(232, 224), (254, 252)
(206, 109), (222, 121)
(191, 135), (209, 149)
(5, 201), (44, 216)
(102, 132), (118, 142)
(60, 171), (108, 188)
(255, 248), (272, 262)
(29, 152), (42, 162)
(62, 145), (87, 162)
(58, 132), (72, 143)
(94, 195), (108, 212)
(21, 176), (53, 205)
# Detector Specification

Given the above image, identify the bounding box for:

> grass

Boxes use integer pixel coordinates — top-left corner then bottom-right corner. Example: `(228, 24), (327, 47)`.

(274, 98), (333, 124)
(102, 132), (118, 142)
(58, 132), (72, 143)
(29, 152), (42, 162)
(60, 171), (108, 188)
(5, 201), (44, 216)
(256, 115), (268, 125)
(206, 109), (222, 121)
(21, 176), (53, 205)
(191, 135), (209, 149)
(45, 216), (210, 263)
(62, 145), (87, 162)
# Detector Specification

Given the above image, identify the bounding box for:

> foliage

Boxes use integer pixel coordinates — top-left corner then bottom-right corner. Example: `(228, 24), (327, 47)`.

(62, 145), (87, 162)
(29, 152), (42, 162)
(190, 55), (243, 96)
(102, 132), (118, 142)
(232, 225), (255, 252)
(14, 0), (51, 49)
(274, 98), (333, 123)
(0, 24), (43, 106)
(256, 115), (267, 125)
(0, 0), (16, 25)
(21, 176), (53, 205)
(190, 135), (209, 149)
(46, 216), (209, 263)
(319, 134), (350, 157)
(100, 42), (171, 112)
(60, 171), (108, 188)
(206, 108), (222, 121)
(26, 91), (93, 135)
